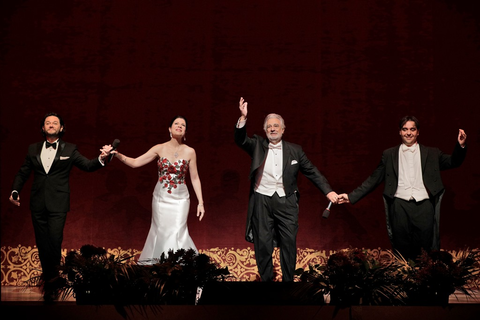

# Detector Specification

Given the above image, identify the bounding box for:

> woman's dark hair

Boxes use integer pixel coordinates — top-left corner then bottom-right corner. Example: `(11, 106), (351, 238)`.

(169, 115), (187, 129)
(41, 112), (65, 137)
(399, 115), (420, 130)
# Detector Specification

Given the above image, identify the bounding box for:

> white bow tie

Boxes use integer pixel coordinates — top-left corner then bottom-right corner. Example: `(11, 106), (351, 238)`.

(269, 143), (282, 150)
(402, 144), (417, 153)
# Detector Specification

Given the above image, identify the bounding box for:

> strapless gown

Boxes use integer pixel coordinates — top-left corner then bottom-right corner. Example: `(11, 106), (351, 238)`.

(138, 157), (197, 264)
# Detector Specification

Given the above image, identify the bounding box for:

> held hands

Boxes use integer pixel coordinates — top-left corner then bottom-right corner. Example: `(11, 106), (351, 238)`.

(197, 204), (205, 221)
(326, 191), (339, 204)
(458, 129), (467, 147)
(326, 191), (350, 204)
(338, 193), (350, 204)
(99, 144), (114, 160)
(239, 97), (248, 119)
(326, 192), (350, 205)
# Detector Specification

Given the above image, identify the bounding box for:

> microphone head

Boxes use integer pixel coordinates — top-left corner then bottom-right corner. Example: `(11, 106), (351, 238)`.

(112, 139), (120, 149)
(322, 209), (330, 219)
(12, 191), (18, 200)
(108, 139), (121, 162)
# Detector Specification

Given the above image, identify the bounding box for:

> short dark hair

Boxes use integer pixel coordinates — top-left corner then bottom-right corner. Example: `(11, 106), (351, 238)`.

(169, 115), (187, 129)
(41, 112), (65, 138)
(399, 115), (420, 130)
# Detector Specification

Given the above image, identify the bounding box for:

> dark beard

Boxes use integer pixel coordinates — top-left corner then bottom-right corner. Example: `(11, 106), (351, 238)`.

(44, 131), (60, 139)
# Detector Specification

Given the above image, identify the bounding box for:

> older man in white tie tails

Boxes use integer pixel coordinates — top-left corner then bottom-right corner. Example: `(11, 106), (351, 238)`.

(234, 97), (339, 282)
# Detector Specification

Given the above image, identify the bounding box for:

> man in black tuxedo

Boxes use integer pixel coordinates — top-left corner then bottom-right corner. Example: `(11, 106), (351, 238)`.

(339, 116), (467, 261)
(9, 112), (112, 301)
(234, 97), (339, 282)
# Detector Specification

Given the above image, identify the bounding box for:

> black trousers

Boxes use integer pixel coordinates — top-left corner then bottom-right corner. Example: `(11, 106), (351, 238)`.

(390, 198), (434, 261)
(31, 209), (67, 284)
(252, 192), (298, 282)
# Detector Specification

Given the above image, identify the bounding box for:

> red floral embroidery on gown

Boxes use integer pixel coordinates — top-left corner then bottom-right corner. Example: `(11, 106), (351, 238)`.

(138, 157), (197, 264)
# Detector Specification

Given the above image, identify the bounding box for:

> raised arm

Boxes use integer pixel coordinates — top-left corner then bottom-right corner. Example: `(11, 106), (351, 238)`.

(188, 148), (205, 221)
(458, 129), (467, 147)
(239, 97), (248, 121)
(115, 144), (161, 168)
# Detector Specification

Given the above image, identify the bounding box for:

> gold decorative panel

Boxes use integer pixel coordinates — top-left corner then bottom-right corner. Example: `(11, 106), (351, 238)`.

(0, 245), (399, 286)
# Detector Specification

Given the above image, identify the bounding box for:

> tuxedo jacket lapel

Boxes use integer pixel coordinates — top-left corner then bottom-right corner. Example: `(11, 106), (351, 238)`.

(249, 138), (269, 179)
(392, 145), (400, 176)
(50, 140), (65, 171)
(282, 141), (290, 173)
(35, 142), (46, 173)
(420, 144), (428, 171)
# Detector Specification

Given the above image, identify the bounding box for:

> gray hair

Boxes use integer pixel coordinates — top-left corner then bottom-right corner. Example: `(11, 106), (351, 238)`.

(263, 113), (286, 131)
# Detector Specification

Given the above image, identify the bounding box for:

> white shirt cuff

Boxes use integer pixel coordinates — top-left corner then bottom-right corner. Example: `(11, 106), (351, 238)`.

(237, 117), (247, 128)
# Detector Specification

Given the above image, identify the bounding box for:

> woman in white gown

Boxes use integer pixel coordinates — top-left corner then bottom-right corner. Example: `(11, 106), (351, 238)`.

(113, 116), (205, 264)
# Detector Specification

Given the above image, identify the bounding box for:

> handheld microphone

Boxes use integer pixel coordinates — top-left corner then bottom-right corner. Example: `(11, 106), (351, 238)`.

(322, 201), (332, 219)
(109, 139), (120, 162)
(12, 191), (19, 200)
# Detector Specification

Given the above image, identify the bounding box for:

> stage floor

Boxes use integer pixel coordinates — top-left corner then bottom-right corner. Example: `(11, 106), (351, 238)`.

(2, 286), (480, 320)
(2, 285), (479, 304)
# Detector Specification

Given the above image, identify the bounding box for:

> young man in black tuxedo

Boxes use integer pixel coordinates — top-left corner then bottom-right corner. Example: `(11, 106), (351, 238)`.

(9, 112), (113, 302)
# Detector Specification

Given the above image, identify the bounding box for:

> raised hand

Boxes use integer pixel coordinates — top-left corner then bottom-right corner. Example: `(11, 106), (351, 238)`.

(239, 97), (248, 119)
(458, 129), (467, 147)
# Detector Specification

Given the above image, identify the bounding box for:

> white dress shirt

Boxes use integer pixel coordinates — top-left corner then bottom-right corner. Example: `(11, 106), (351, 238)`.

(254, 142), (285, 197)
(237, 117), (286, 197)
(41, 140), (58, 174)
(394, 143), (429, 201)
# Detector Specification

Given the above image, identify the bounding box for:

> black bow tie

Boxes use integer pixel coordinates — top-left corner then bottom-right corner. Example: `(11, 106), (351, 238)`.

(46, 141), (57, 149)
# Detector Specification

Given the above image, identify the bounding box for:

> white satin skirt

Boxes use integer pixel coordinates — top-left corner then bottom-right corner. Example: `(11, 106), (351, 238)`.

(138, 181), (197, 264)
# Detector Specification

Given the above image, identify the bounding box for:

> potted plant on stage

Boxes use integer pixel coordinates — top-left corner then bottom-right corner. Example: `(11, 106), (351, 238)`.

(58, 244), (135, 304)
(297, 248), (405, 307)
(49, 244), (229, 305)
(134, 248), (231, 305)
(398, 249), (480, 306)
